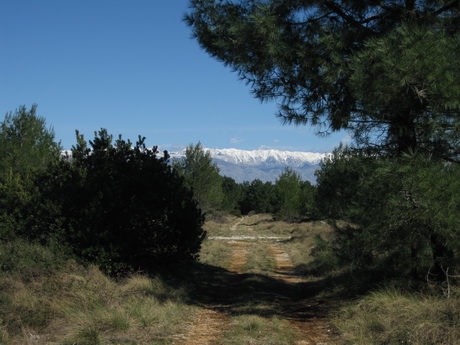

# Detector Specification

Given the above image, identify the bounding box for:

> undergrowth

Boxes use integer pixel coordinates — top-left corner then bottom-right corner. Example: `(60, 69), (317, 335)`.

(334, 285), (460, 345)
(0, 240), (195, 345)
(199, 238), (233, 267)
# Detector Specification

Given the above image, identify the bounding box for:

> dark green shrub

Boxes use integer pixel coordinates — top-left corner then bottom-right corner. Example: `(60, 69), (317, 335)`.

(28, 130), (205, 274)
(315, 148), (460, 280)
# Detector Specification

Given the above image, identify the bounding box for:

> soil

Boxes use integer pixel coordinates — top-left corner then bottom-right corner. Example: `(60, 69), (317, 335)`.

(269, 244), (339, 345)
(174, 217), (341, 345)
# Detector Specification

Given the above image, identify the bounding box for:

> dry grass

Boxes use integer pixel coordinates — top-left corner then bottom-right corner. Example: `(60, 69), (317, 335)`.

(202, 214), (239, 237)
(199, 235), (234, 267)
(335, 286), (460, 345)
(9, 215), (458, 345)
(248, 215), (335, 277)
(221, 314), (295, 345)
(242, 241), (276, 275)
(199, 217), (238, 266)
(0, 263), (196, 345)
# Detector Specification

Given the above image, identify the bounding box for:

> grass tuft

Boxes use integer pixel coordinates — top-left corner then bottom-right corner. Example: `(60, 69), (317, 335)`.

(335, 286), (460, 345)
(222, 315), (295, 345)
(65, 327), (101, 345)
(242, 242), (276, 274)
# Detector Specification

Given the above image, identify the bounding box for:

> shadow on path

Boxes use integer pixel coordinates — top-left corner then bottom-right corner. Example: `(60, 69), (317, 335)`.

(187, 262), (333, 323)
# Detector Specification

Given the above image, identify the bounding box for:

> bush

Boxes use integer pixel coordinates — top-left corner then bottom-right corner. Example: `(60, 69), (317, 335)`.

(27, 130), (206, 274)
(0, 238), (64, 278)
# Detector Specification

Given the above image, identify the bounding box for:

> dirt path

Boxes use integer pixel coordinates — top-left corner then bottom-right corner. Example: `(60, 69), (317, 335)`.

(174, 219), (249, 345)
(230, 216), (244, 231)
(227, 241), (249, 273)
(269, 244), (339, 345)
(173, 308), (228, 345)
(175, 217), (340, 345)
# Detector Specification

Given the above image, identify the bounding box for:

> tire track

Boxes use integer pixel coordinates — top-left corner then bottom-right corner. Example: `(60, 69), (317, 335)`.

(174, 218), (248, 345)
(227, 241), (249, 273)
(175, 216), (340, 345)
(173, 308), (228, 345)
(268, 243), (339, 345)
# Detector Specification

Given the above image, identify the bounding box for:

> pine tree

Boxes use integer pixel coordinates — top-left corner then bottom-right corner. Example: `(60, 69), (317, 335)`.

(221, 176), (243, 215)
(315, 148), (460, 279)
(274, 168), (303, 221)
(239, 179), (276, 214)
(0, 105), (61, 240)
(0, 105), (61, 176)
(173, 142), (224, 215)
(186, 1), (460, 159)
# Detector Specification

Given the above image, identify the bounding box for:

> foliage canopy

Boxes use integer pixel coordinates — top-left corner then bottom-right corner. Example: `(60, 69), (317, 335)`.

(0, 105), (61, 240)
(315, 148), (460, 279)
(186, 0), (460, 158)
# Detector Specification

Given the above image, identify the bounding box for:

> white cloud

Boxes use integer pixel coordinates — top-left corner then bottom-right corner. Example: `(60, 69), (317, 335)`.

(230, 137), (243, 144)
(340, 134), (353, 145)
(258, 145), (273, 150)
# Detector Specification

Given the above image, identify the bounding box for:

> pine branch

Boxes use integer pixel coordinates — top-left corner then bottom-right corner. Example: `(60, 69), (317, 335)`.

(432, 0), (460, 16)
(287, 11), (334, 25)
(324, 1), (362, 27)
(359, 13), (388, 24)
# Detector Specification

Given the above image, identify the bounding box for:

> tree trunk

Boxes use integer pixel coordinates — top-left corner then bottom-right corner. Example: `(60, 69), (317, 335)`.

(394, 110), (418, 154)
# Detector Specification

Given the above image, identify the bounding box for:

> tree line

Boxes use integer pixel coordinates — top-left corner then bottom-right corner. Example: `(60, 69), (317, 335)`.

(1, 102), (459, 283)
(0, 106), (315, 275)
(172, 141), (318, 221)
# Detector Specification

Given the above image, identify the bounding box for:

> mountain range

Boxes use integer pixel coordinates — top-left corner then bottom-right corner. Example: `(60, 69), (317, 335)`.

(169, 148), (328, 184)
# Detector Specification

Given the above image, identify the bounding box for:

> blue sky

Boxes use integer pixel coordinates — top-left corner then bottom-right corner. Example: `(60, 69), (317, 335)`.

(1, 0), (349, 152)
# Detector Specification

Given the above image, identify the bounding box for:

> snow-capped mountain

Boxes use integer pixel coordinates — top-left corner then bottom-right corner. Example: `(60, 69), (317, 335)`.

(169, 148), (328, 184)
